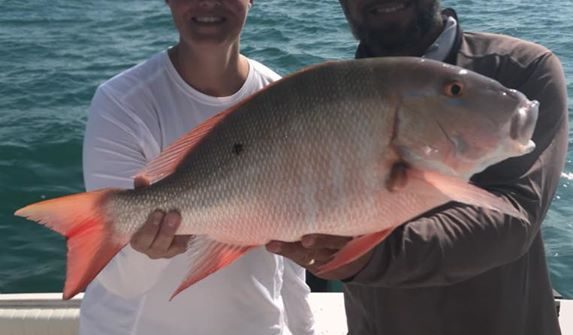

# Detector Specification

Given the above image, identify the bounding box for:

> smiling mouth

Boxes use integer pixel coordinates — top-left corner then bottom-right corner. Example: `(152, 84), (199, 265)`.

(368, 2), (410, 14)
(192, 16), (225, 24)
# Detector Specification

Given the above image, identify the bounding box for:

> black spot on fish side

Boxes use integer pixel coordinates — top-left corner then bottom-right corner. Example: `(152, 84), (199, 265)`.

(232, 143), (244, 155)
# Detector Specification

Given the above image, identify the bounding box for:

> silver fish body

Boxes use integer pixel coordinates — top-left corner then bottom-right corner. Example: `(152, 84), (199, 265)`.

(106, 57), (538, 245)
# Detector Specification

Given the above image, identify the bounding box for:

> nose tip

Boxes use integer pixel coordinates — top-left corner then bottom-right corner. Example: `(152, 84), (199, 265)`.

(509, 100), (539, 143)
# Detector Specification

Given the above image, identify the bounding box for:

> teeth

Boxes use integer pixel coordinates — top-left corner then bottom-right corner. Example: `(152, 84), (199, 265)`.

(194, 16), (223, 23)
(371, 3), (407, 14)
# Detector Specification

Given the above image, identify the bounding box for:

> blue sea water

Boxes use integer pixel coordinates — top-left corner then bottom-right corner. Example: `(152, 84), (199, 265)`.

(0, 0), (572, 297)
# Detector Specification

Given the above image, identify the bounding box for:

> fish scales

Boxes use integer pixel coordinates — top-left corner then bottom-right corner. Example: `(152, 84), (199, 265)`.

(107, 60), (397, 244)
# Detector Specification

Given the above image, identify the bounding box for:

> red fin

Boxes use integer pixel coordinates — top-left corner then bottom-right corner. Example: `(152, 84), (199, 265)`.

(409, 169), (527, 221)
(15, 190), (129, 300)
(316, 228), (395, 275)
(134, 109), (234, 186)
(170, 237), (253, 300)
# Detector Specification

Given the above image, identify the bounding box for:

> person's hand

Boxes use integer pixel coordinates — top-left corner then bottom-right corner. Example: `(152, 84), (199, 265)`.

(130, 210), (192, 259)
(266, 234), (372, 280)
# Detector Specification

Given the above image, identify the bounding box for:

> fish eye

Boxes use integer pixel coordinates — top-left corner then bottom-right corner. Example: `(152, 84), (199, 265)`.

(444, 81), (464, 97)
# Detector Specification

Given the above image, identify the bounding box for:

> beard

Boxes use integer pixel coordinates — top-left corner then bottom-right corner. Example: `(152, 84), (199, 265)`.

(351, 1), (441, 52)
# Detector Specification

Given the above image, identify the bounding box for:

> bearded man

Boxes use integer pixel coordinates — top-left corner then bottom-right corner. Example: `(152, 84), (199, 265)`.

(267, 1), (568, 334)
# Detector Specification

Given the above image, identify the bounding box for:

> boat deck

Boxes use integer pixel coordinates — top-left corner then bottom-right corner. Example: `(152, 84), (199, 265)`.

(0, 293), (571, 334)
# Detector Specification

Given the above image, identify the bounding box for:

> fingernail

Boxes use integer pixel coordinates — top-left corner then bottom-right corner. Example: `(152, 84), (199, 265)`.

(164, 211), (179, 228)
(167, 217), (179, 228)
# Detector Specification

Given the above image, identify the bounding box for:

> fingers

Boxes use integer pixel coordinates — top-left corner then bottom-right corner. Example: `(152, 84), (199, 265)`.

(133, 176), (150, 189)
(301, 234), (352, 249)
(130, 210), (190, 259)
(161, 235), (192, 259)
(131, 210), (165, 251)
(149, 211), (181, 252)
(266, 240), (339, 270)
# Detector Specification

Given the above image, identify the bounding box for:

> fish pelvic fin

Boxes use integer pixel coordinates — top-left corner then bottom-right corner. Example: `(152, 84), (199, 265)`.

(170, 237), (254, 300)
(316, 228), (395, 276)
(134, 108), (235, 186)
(14, 189), (128, 300)
(409, 169), (527, 221)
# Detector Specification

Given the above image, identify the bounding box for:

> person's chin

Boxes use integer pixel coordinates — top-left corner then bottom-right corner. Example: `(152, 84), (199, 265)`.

(359, 25), (412, 50)
(186, 31), (233, 47)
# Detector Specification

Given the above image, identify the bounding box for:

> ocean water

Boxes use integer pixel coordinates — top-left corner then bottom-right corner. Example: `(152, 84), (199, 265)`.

(1, 0), (572, 297)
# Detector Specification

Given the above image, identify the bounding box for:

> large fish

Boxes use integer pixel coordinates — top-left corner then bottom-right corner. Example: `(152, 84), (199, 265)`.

(15, 57), (538, 300)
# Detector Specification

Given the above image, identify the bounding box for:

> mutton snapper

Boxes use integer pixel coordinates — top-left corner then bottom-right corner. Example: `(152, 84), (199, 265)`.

(15, 57), (539, 300)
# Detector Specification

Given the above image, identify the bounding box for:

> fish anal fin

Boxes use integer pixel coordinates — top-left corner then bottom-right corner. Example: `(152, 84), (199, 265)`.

(64, 220), (128, 299)
(134, 108), (234, 186)
(171, 237), (253, 300)
(316, 228), (395, 276)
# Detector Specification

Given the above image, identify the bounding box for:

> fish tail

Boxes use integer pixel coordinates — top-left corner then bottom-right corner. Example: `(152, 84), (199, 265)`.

(14, 189), (129, 299)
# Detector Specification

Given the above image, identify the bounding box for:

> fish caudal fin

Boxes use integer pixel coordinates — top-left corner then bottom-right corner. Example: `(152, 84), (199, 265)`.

(409, 169), (527, 221)
(316, 228), (395, 276)
(171, 237), (253, 300)
(14, 190), (129, 300)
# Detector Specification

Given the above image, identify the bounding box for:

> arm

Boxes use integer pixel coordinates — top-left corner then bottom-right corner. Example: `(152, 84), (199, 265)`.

(281, 259), (315, 335)
(83, 87), (184, 298)
(349, 52), (568, 287)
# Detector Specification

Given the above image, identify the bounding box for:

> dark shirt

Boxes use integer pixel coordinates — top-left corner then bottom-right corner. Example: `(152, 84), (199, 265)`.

(343, 9), (568, 335)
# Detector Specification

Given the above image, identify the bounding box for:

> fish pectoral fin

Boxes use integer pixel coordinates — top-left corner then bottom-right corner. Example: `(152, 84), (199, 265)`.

(408, 169), (527, 220)
(133, 108), (234, 186)
(316, 228), (396, 276)
(170, 237), (254, 300)
(14, 189), (128, 300)
(385, 161), (410, 192)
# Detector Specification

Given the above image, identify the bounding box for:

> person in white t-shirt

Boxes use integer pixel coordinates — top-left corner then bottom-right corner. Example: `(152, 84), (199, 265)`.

(79, 0), (315, 334)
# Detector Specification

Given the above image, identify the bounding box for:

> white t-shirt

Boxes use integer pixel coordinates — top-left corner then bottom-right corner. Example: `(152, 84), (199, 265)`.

(80, 50), (315, 335)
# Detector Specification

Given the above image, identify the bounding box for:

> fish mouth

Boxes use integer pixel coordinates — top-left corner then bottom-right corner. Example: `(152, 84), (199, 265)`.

(510, 99), (539, 154)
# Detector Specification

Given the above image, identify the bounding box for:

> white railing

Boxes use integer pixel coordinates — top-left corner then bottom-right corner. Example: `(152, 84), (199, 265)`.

(0, 293), (570, 335)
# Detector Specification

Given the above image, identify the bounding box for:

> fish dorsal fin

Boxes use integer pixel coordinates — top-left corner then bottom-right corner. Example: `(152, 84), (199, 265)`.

(134, 109), (234, 186)
(170, 236), (254, 300)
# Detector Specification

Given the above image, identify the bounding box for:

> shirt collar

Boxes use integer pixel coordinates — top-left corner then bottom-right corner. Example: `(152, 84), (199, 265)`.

(422, 16), (457, 61)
